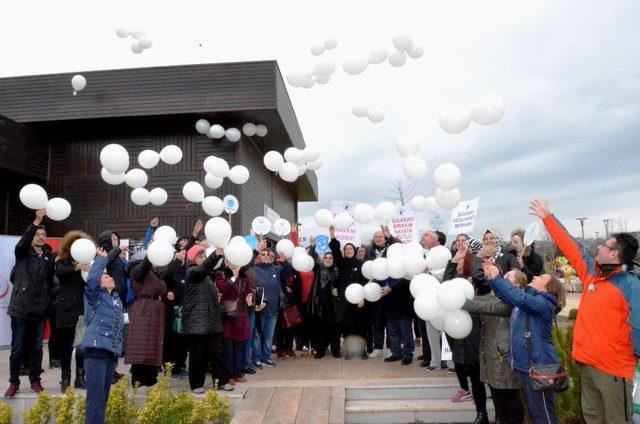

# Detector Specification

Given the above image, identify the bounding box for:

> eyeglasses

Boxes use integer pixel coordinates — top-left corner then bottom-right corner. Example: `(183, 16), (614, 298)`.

(600, 243), (618, 251)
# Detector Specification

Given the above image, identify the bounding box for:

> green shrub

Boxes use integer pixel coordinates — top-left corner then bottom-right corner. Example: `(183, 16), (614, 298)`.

(22, 391), (53, 424)
(74, 394), (85, 424)
(0, 402), (13, 424)
(106, 377), (136, 424)
(55, 388), (76, 424)
(553, 324), (584, 423)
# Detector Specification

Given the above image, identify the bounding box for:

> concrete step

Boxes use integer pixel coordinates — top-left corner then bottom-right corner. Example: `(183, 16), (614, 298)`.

(345, 398), (494, 424)
(346, 382), (461, 400)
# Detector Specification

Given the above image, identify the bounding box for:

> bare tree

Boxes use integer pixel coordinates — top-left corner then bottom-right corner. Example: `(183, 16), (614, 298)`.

(612, 216), (630, 233)
(385, 179), (415, 206)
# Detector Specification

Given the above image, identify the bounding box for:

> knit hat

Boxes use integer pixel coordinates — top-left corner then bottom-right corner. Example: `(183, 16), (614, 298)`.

(468, 238), (483, 254)
(187, 245), (205, 263)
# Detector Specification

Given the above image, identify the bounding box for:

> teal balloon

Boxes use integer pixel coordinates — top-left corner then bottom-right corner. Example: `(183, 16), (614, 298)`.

(244, 235), (258, 250)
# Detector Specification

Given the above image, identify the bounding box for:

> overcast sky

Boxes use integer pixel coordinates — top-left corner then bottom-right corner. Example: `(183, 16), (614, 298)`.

(2, 0), (639, 243)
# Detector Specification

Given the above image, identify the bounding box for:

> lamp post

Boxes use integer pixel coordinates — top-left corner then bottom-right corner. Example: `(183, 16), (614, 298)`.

(576, 218), (587, 240)
(603, 219), (611, 239)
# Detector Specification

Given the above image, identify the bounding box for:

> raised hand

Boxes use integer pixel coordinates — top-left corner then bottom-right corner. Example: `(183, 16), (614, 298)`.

(528, 199), (551, 220)
(381, 225), (391, 240)
(309, 235), (315, 247)
(75, 263), (92, 272)
(111, 233), (119, 248)
(477, 245), (499, 260)
(482, 260), (500, 280)
(150, 217), (160, 228)
(452, 241), (469, 264)
(192, 219), (204, 237)
(215, 247), (224, 256)
(256, 240), (266, 252)
(329, 225), (335, 239)
(175, 250), (187, 263)
(96, 247), (107, 258)
(34, 209), (46, 225)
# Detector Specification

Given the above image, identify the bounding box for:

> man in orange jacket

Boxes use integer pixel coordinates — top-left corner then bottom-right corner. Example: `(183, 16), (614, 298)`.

(530, 199), (640, 423)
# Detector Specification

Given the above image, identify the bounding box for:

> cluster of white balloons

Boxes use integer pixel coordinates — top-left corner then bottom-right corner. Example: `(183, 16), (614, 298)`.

(263, 146), (322, 183)
(410, 163), (463, 211)
(115, 28), (153, 54)
(342, 35), (423, 76)
(351, 105), (385, 123)
(286, 61), (337, 89)
(310, 39), (338, 56)
(439, 92), (506, 134)
(100, 143), (182, 207)
(395, 137), (428, 183)
(412, 273), (474, 340)
(344, 282), (382, 304)
(71, 75), (86, 96)
(70, 238), (97, 281)
(203, 155), (250, 187)
(276, 239), (315, 272)
(195, 119), (267, 141)
(314, 200), (396, 230)
(19, 184), (72, 221)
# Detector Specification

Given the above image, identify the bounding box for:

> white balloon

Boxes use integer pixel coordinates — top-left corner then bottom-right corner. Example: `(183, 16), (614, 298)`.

(342, 60), (368, 75)
(410, 273), (440, 299)
(130, 188), (150, 206)
(286, 72), (312, 88)
(410, 195), (428, 212)
(242, 123), (257, 136)
(297, 163), (307, 176)
(430, 316), (445, 332)
(444, 309), (473, 339)
(302, 146), (321, 162)
(439, 110), (471, 134)
(124, 169), (148, 189)
(284, 147), (303, 163)
(279, 162), (298, 182)
(138, 150), (160, 169)
(303, 254), (315, 272)
(294, 246), (307, 257)
(375, 201), (396, 221)
(204, 217), (232, 248)
(470, 92), (505, 125)
(100, 144), (129, 174)
(408, 45), (424, 59)
(255, 124), (268, 137)
(449, 277), (475, 300)
(425, 246), (452, 271)
(154, 226), (177, 244)
(404, 255), (428, 277)
(147, 240), (175, 267)
(435, 188), (461, 209)
(333, 212), (353, 230)
(314, 74), (330, 85)
(353, 203), (374, 224)
(345, 284), (365, 305)
(228, 165), (250, 184)
(414, 291), (445, 321)
(225, 128), (241, 142)
(324, 38), (338, 50)
(403, 155), (428, 182)
(131, 42), (144, 54)
(293, 253), (311, 272)
(115, 28), (129, 38)
(392, 35), (414, 52)
(195, 119), (211, 134)
(363, 282), (382, 302)
(404, 242), (425, 257)
(371, 258), (389, 281)
(149, 188), (168, 206)
(71, 238), (96, 264)
(306, 159), (322, 171)
(276, 239), (295, 259)
(386, 256), (406, 279)
(159, 145), (182, 165)
(352, 105), (368, 118)
(388, 50), (407, 67)
(310, 45), (325, 56)
(229, 236), (245, 246)
(208, 124), (225, 139)
(209, 157), (229, 178)
(437, 280), (467, 311)
(361, 261), (373, 280)
(202, 196), (224, 217)
(182, 181), (205, 203)
(204, 173), (224, 189)
(45, 198), (71, 221)
(101, 168), (126, 185)
(71, 75), (86, 92)
(385, 243), (404, 260)
(313, 61), (336, 77)
(434, 163), (462, 191)
(367, 110), (385, 123)
(224, 241), (254, 267)
(395, 137), (419, 157)
(130, 30), (145, 39)
(139, 36), (153, 49)
(19, 184), (48, 210)
(314, 209), (333, 228)
(261, 151), (283, 172)
(425, 196), (439, 214)
(369, 49), (389, 64)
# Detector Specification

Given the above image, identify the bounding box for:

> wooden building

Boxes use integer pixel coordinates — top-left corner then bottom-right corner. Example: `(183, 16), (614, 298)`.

(0, 61), (318, 239)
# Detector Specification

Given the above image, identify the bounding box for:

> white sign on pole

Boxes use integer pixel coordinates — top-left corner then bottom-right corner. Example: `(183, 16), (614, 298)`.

(0, 236), (20, 347)
(251, 216), (272, 235)
(223, 195), (239, 214)
(447, 197), (480, 236)
(391, 207), (418, 244)
(330, 200), (362, 247)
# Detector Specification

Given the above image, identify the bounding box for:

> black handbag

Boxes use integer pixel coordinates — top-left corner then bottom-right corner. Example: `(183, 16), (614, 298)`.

(526, 315), (570, 393)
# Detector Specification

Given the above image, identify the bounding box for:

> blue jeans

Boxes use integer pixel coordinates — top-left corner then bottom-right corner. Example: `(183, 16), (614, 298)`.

(84, 356), (116, 424)
(252, 313), (278, 364)
(519, 371), (559, 424)
(387, 316), (414, 361)
(9, 318), (44, 385)
(242, 311), (255, 370)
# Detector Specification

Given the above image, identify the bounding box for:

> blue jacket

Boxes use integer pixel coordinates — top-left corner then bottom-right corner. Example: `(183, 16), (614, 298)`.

(490, 276), (559, 373)
(251, 262), (293, 316)
(82, 252), (125, 358)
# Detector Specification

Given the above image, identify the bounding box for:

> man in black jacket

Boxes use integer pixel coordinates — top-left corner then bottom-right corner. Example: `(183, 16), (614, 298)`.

(5, 209), (55, 398)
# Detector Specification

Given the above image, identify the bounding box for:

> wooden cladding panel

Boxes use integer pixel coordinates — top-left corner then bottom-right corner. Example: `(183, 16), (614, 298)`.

(0, 115), (48, 179)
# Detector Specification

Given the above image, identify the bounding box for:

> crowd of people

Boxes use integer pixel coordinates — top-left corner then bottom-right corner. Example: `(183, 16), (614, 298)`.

(3, 199), (640, 424)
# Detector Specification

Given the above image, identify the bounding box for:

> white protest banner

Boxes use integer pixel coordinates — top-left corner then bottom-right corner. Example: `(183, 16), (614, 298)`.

(391, 207), (418, 244)
(330, 200), (362, 247)
(0, 236), (20, 347)
(429, 215), (449, 233)
(447, 197), (480, 236)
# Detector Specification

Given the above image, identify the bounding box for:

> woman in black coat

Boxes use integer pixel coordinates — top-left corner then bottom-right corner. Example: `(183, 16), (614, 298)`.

(54, 230), (93, 392)
(308, 239), (341, 359)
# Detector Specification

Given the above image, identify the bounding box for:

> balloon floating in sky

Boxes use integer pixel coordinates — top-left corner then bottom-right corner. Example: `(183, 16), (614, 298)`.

(71, 75), (86, 96)
(439, 93), (505, 134)
(115, 28), (153, 54)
